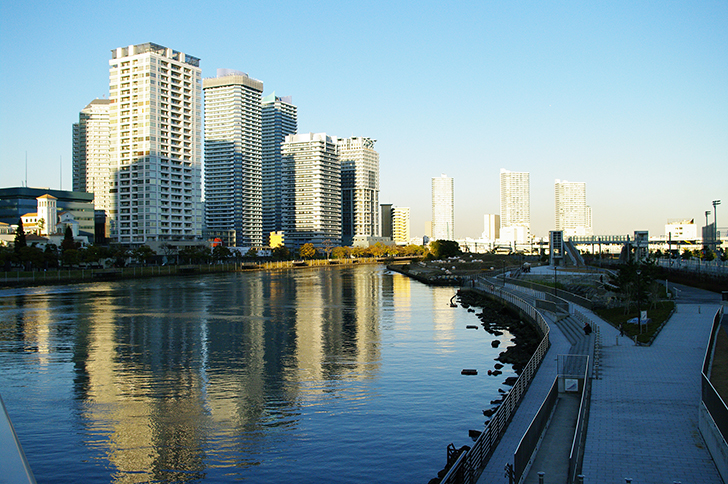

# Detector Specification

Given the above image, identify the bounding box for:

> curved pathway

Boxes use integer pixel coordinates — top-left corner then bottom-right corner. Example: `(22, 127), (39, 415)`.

(581, 283), (723, 483)
(476, 280), (724, 484)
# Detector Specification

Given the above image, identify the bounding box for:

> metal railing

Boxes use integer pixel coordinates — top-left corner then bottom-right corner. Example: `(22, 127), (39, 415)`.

(701, 306), (728, 443)
(439, 278), (550, 484)
(505, 279), (594, 310)
(657, 258), (728, 276)
(568, 355), (591, 483)
(513, 378), (559, 482)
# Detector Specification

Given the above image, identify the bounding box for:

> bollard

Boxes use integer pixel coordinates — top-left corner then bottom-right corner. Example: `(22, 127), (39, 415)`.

(577, 476), (584, 484)
(616, 335), (619, 346)
(538, 471), (545, 484)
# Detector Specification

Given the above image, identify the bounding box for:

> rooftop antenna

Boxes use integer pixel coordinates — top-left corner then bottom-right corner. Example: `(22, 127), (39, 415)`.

(25, 151), (28, 187)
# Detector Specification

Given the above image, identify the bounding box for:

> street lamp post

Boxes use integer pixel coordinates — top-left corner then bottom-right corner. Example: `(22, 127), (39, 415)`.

(713, 200), (721, 252)
(705, 211), (712, 253)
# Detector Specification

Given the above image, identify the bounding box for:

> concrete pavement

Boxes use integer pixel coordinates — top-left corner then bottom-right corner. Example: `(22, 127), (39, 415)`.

(581, 284), (723, 483)
(476, 277), (724, 484)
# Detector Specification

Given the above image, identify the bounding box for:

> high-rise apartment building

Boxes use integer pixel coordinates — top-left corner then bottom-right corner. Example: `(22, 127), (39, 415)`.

(108, 43), (202, 245)
(261, 92), (297, 244)
(554, 179), (592, 236)
(280, 133), (341, 248)
(203, 69), (264, 247)
(73, 99), (111, 217)
(340, 137), (379, 245)
(432, 174), (454, 240)
(499, 169), (530, 244)
(392, 206), (410, 245)
(482, 214), (500, 241)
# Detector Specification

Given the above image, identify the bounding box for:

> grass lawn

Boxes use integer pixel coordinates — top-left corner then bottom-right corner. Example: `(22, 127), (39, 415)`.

(594, 301), (675, 345)
(711, 327), (728, 403)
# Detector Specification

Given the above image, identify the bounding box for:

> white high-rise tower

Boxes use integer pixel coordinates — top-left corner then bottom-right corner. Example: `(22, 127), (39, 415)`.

(555, 179), (592, 236)
(108, 43), (203, 245)
(339, 137), (379, 245)
(262, 93), (297, 244)
(280, 133), (341, 248)
(203, 69), (264, 247)
(499, 168), (530, 245)
(73, 99), (111, 216)
(432, 174), (454, 241)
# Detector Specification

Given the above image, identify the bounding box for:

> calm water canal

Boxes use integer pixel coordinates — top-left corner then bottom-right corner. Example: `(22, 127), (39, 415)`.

(0, 265), (515, 483)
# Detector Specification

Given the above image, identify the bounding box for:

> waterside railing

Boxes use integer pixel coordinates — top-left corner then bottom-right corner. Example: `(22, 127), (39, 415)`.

(439, 277), (550, 484)
(700, 306), (728, 483)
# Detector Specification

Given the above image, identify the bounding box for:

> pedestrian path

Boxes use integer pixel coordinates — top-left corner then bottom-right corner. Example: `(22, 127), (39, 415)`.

(476, 280), (723, 484)
(522, 393), (581, 484)
(580, 285), (723, 483)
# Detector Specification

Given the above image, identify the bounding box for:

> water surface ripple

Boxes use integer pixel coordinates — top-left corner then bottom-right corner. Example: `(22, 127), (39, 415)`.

(0, 265), (515, 483)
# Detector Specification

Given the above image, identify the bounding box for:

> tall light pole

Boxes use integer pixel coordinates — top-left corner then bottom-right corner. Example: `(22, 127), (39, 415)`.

(713, 200), (721, 251)
(705, 210), (711, 251)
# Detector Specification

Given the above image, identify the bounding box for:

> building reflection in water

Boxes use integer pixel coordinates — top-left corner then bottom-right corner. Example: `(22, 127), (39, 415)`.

(62, 266), (384, 481)
(432, 287), (457, 353)
(389, 271), (412, 331)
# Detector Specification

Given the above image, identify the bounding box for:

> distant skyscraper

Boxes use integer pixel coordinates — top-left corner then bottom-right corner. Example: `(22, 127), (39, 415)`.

(554, 179), (592, 236)
(432, 174), (454, 240)
(499, 169), (530, 244)
(108, 43), (202, 244)
(392, 206), (410, 244)
(203, 69), (263, 247)
(73, 99), (111, 216)
(262, 92), (297, 244)
(281, 133), (341, 248)
(339, 137), (379, 245)
(482, 214), (500, 241)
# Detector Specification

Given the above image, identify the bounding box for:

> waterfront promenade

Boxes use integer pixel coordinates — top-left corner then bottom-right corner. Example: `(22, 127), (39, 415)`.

(477, 273), (724, 484)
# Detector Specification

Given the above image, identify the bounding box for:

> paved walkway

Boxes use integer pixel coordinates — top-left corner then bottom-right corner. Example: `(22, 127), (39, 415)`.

(523, 393), (580, 484)
(476, 277), (724, 484)
(581, 284), (723, 483)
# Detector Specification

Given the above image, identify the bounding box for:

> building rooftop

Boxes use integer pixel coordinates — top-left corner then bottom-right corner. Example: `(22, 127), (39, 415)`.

(111, 42), (200, 67)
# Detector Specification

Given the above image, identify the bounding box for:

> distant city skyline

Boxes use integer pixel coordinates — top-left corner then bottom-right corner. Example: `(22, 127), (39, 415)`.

(1, 1), (726, 240)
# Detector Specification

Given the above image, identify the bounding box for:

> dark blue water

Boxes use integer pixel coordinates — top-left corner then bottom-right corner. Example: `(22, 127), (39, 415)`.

(0, 265), (515, 483)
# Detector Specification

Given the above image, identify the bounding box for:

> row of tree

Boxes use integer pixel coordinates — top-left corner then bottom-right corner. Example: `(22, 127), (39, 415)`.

(3, 218), (449, 269)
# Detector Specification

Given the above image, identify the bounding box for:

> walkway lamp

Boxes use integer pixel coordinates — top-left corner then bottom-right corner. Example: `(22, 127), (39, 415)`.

(713, 200), (721, 251)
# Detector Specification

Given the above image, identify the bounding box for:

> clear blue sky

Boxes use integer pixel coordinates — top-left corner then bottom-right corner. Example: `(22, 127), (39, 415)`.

(1, 0), (726, 239)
